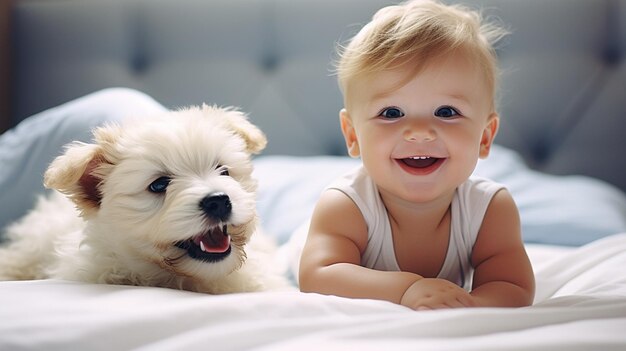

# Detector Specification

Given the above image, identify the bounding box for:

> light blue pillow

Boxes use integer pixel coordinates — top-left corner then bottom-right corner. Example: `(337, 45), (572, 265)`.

(253, 145), (626, 246)
(474, 146), (626, 246)
(253, 156), (359, 245)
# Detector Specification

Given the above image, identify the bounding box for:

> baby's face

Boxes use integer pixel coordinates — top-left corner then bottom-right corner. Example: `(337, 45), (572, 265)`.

(340, 53), (498, 204)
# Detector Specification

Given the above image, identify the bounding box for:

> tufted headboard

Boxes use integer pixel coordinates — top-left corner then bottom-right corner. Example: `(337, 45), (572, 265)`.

(5, 0), (626, 192)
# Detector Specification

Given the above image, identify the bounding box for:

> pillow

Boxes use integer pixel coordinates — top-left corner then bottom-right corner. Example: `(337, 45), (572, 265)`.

(253, 145), (626, 246)
(474, 146), (626, 246)
(253, 156), (359, 245)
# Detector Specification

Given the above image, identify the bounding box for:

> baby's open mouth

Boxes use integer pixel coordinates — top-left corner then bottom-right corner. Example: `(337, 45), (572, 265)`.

(175, 225), (231, 262)
(396, 156), (445, 175)
(401, 156), (440, 168)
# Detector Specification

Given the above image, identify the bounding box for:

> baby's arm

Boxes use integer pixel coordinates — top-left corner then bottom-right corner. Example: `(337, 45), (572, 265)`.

(299, 189), (422, 304)
(470, 189), (536, 307)
(299, 190), (477, 309)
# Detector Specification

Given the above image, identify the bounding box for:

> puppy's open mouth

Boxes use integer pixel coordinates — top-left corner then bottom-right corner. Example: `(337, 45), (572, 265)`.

(175, 225), (231, 262)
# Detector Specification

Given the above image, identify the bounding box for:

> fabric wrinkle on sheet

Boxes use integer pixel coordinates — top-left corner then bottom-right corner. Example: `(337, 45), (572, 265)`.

(328, 165), (505, 291)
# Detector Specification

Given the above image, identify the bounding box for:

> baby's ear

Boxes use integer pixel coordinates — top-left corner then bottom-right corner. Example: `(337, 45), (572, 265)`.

(204, 104), (267, 154)
(340, 109), (360, 158)
(479, 113), (500, 159)
(44, 124), (120, 216)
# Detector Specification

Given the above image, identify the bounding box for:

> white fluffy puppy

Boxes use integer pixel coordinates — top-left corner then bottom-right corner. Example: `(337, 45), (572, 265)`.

(0, 105), (289, 294)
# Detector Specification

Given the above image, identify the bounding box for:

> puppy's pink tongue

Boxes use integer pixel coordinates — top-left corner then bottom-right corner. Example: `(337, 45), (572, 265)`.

(194, 226), (230, 253)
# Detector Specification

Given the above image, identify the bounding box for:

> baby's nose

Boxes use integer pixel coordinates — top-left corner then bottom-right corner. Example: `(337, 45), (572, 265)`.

(403, 122), (436, 142)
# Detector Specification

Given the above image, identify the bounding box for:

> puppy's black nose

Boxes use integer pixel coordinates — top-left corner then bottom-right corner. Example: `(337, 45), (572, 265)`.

(200, 193), (232, 221)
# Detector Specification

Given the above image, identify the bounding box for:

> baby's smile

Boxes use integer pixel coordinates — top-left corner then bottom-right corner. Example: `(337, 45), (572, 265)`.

(395, 156), (445, 175)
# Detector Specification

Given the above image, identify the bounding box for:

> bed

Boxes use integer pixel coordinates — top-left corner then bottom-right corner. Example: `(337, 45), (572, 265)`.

(2, 0), (626, 350)
(2, 236), (625, 350)
(1, 149), (626, 350)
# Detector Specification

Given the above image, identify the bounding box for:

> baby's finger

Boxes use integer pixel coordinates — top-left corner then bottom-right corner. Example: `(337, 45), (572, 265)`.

(444, 299), (466, 308)
(457, 295), (477, 307)
(423, 303), (452, 310)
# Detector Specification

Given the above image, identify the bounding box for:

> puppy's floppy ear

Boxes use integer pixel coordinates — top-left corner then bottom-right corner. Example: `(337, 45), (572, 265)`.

(44, 124), (120, 216)
(203, 104), (267, 154)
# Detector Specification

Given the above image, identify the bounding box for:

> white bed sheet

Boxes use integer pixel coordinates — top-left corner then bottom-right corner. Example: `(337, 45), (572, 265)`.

(1, 233), (626, 351)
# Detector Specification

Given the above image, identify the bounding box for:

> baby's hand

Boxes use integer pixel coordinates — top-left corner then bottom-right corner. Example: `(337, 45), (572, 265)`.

(400, 278), (477, 310)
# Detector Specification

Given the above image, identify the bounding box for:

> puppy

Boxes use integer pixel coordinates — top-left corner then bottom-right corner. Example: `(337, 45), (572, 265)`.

(0, 105), (289, 294)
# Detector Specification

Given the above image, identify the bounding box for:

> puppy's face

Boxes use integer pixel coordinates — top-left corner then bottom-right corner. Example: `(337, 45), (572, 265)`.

(44, 105), (267, 281)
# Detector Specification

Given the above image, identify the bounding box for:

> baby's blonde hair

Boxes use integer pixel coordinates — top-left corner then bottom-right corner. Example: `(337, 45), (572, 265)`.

(336, 0), (507, 109)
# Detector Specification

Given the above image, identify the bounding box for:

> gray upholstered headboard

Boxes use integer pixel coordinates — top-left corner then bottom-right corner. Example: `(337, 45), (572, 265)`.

(6, 0), (626, 192)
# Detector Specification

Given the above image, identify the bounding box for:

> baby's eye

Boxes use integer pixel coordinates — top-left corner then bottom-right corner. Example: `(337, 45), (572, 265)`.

(148, 176), (171, 193)
(379, 107), (405, 119)
(434, 106), (460, 119)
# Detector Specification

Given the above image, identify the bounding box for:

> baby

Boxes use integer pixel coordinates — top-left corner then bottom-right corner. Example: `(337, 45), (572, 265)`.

(298, 0), (535, 309)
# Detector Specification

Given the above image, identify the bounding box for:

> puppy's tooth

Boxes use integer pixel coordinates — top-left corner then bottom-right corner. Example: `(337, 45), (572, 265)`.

(200, 241), (207, 252)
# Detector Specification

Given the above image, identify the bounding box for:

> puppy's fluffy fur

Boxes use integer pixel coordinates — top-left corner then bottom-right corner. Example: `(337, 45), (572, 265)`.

(0, 105), (289, 293)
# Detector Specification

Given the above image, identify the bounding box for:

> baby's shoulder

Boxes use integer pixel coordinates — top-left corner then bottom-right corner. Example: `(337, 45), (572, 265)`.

(457, 176), (506, 202)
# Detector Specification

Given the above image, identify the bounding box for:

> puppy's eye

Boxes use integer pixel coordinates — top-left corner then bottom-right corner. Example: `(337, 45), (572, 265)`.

(216, 165), (229, 176)
(148, 176), (171, 193)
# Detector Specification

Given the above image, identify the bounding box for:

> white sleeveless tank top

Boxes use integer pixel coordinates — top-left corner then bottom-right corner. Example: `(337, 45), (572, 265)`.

(328, 165), (505, 291)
